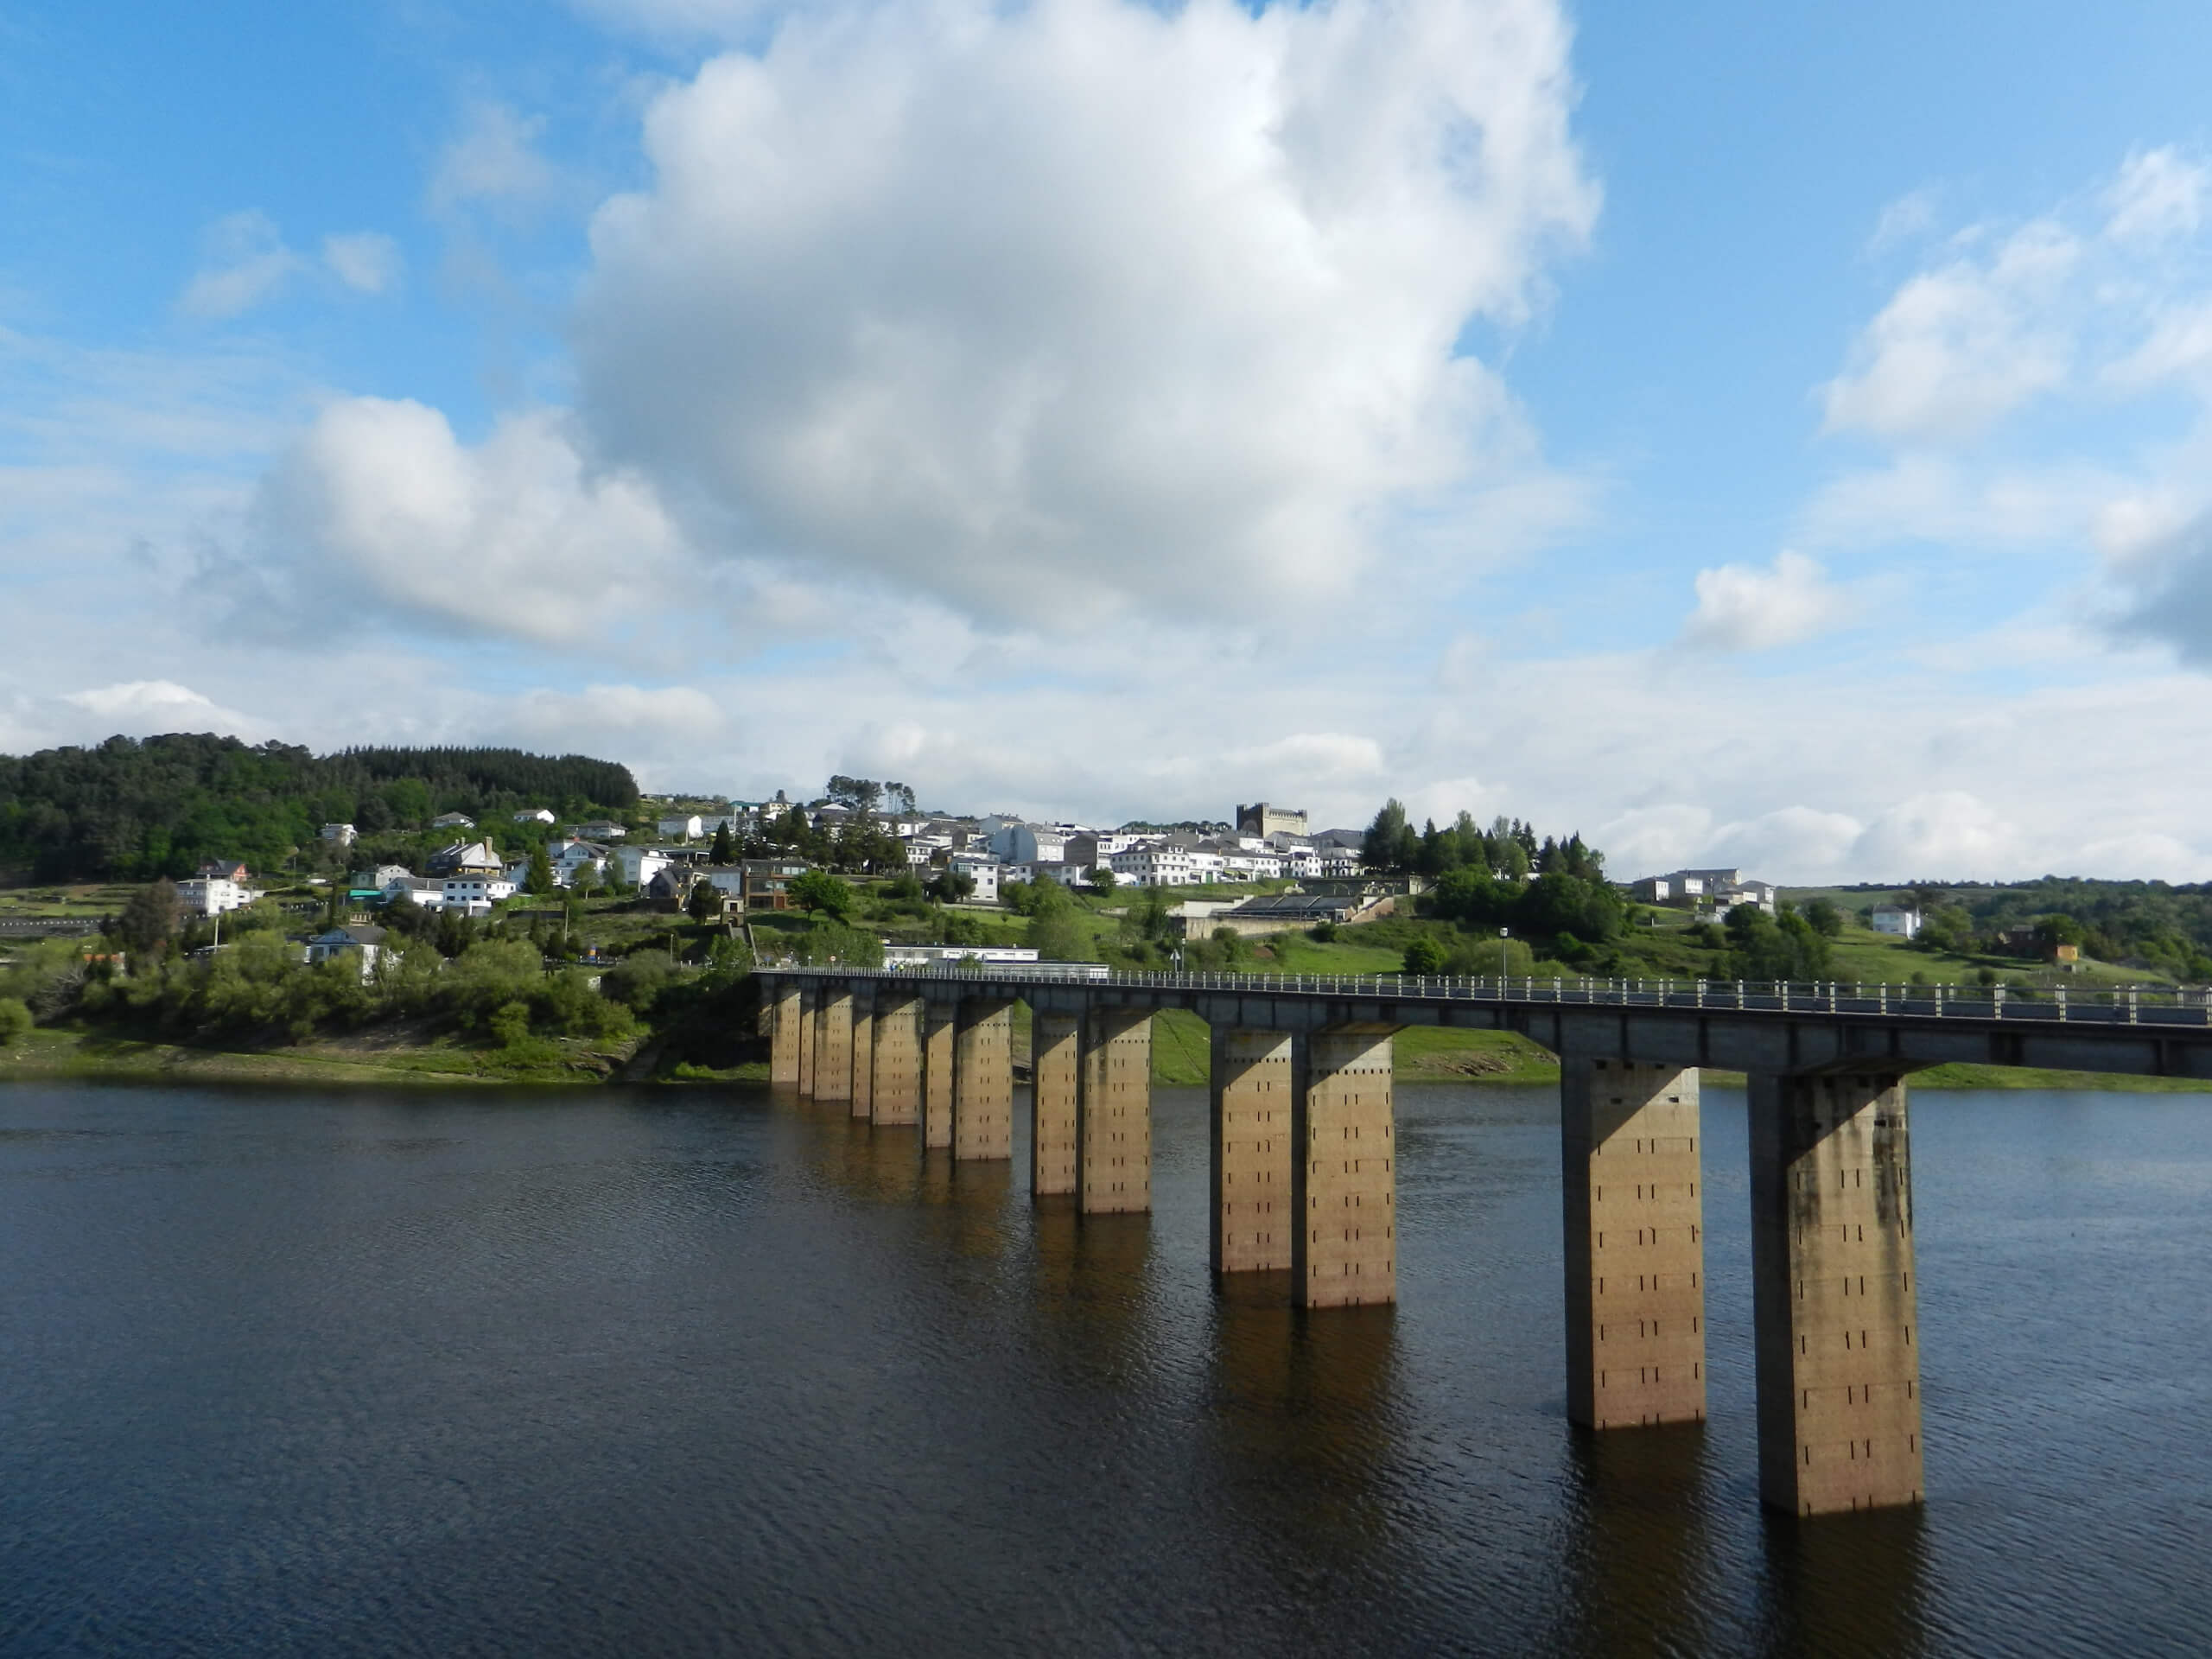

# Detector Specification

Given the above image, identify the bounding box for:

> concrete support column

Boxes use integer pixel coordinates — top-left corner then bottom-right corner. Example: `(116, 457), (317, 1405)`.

(770, 984), (803, 1085)
(1750, 1071), (1923, 1516)
(953, 1001), (1014, 1161)
(869, 994), (924, 1127)
(1292, 1029), (1397, 1308)
(1210, 1027), (1294, 1273)
(813, 987), (854, 1104)
(797, 986), (817, 1096)
(921, 998), (957, 1149)
(1561, 1057), (1707, 1429)
(1078, 1009), (1153, 1214)
(848, 985), (875, 1121)
(1031, 1011), (1081, 1197)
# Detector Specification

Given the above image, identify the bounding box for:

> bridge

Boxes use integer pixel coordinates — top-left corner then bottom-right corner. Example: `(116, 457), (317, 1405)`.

(757, 963), (2212, 1518)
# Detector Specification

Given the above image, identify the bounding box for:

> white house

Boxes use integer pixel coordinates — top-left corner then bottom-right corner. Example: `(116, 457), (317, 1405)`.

(947, 852), (1001, 903)
(613, 846), (674, 889)
(568, 820), (628, 840)
(1871, 904), (1922, 939)
(304, 924), (387, 979)
(320, 822), (357, 847)
(431, 811), (475, 830)
(382, 875), (447, 910)
(427, 839), (503, 876)
(176, 876), (257, 916)
(658, 814), (705, 840)
(440, 874), (517, 915)
(1109, 843), (1218, 887)
(353, 863), (413, 892)
(991, 823), (1067, 863)
(512, 808), (556, 825)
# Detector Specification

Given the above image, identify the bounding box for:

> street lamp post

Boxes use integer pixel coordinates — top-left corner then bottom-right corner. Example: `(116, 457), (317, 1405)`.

(1499, 925), (1509, 980)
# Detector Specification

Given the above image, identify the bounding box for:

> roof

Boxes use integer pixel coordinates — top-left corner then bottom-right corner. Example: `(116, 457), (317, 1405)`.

(315, 925), (387, 945)
(1223, 894), (1356, 918)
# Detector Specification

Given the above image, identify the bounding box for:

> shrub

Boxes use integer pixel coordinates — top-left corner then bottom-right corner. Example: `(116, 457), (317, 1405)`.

(0, 997), (32, 1046)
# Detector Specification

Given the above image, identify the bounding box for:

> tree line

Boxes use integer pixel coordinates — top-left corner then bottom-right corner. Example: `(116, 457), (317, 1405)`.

(0, 734), (639, 882)
(1362, 799), (1603, 883)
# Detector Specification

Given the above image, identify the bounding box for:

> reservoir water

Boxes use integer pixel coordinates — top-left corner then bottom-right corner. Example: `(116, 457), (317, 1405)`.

(2, 1079), (2208, 1656)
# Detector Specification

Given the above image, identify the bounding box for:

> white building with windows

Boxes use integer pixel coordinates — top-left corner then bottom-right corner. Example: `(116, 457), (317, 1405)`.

(513, 808), (556, 824)
(1871, 904), (1922, 938)
(657, 814), (705, 841)
(441, 874), (517, 915)
(1109, 843), (1228, 887)
(613, 847), (674, 889)
(176, 876), (258, 916)
(948, 852), (1002, 903)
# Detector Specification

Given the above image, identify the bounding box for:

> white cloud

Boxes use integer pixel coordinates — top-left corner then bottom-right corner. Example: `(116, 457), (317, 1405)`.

(430, 101), (561, 219)
(1681, 550), (1853, 651)
(59, 679), (265, 735)
(321, 232), (404, 296)
(245, 397), (690, 646)
(1848, 791), (2023, 879)
(2101, 506), (2212, 664)
(1820, 219), (2078, 442)
(2104, 148), (2209, 245)
(177, 211), (307, 320)
(573, 0), (1599, 626)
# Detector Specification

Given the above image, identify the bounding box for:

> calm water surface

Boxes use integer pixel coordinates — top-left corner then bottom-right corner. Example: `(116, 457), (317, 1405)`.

(2, 1079), (2207, 1656)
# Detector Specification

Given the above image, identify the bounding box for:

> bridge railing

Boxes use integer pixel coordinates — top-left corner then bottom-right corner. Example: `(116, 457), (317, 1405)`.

(754, 962), (2212, 1029)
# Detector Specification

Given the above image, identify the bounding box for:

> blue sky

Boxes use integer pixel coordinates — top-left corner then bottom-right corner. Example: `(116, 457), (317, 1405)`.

(6, 0), (2212, 880)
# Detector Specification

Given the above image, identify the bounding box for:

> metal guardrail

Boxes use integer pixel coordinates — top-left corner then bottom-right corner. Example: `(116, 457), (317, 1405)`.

(754, 963), (2212, 1029)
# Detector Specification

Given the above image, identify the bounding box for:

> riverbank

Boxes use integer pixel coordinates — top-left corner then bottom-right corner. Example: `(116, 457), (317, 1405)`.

(6, 1019), (2207, 1093)
(0, 1025), (627, 1086)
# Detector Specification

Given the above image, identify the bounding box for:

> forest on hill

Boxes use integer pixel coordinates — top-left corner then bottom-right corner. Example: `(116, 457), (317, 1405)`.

(0, 734), (639, 882)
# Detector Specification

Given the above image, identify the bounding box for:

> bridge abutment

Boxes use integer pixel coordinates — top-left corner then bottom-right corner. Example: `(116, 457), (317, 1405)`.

(1561, 1057), (1707, 1429)
(1078, 1009), (1152, 1213)
(1032, 1011), (1081, 1197)
(1211, 1027), (1294, 1274)
(953, 1001), (1015, 1161)
(1750, 1071), (1923, 1516)
(1293, 1030), (1397, 1308)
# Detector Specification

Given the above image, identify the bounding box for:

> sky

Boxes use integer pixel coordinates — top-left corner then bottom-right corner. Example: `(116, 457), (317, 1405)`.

(6, 0), (2212, 882)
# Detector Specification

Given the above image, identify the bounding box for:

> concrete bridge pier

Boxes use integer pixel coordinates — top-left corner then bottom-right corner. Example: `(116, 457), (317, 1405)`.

(811, 986), (853, 1103)
(797, 985), (817, 1096)
(1211, 1027), (1294, 1274)
(1560, 1057), (1707, 1429)
(1032, 1011), (1081, 1197)
(1750, 1070), (1923, 1516)
(953, 1000), (1015, 1161)
(848, 984), (875, 1120)
(869, 993), (924, 1127)
(1078, 1009), (1152, 1213)
(770, 984), (803, 1085)
(1292, 1029), (1397, 1308)
(921, 996), (957, 1149)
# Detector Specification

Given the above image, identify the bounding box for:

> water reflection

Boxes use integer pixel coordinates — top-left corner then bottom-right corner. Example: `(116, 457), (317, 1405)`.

(1205, 1274), (1402, 1565)
(1559, 1425), (1720, 1657)
(1754, 1505), (1930, 1658)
